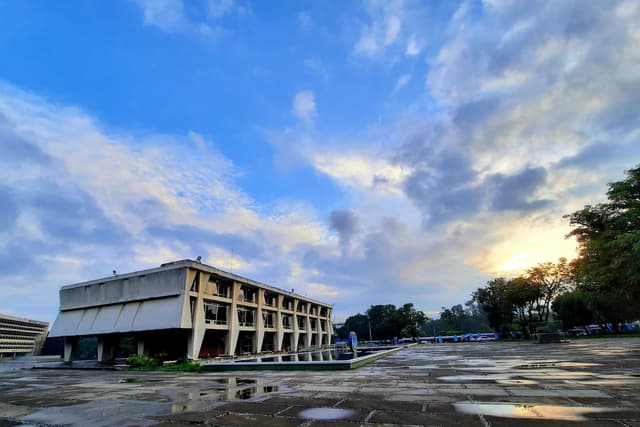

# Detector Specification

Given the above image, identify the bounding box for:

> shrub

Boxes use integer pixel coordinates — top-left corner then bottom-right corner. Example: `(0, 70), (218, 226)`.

(126, 354), (158, 368)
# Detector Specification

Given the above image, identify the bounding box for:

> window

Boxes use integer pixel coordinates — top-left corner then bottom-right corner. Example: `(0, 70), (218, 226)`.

(264, 292), (276, 307)
(282, 314), (292, 329)
(262, 311), (275, 328)
(204, 302), (227, 325)
(190, 272), (200, 292)
(237, 307), (255, 327)
(238, 287), (255, 303)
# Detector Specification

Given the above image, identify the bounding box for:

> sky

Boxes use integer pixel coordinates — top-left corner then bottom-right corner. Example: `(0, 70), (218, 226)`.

(0, 0), (639, 324)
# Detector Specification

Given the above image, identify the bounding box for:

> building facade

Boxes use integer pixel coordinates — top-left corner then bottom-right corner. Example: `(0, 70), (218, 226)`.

(0, 313), (49, 358)
(50, 259), (333, 362)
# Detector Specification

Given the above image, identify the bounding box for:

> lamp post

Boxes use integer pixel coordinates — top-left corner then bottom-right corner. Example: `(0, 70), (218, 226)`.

(367, 314), (373, 343)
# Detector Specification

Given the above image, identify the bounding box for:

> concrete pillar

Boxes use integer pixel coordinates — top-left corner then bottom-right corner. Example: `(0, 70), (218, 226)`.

(226, 282), (241, 356)
(292, 309), (300, 352)
(187, 271), (209, 360)
(275, 294), (284, 351)
(97, 336), (115, 362)
(63, 337), (77, 362)
(305, 315), (312, 349)
(137, 338), (144, 356)
(256, 289), (264, 353)
(276, 311), (284, 351)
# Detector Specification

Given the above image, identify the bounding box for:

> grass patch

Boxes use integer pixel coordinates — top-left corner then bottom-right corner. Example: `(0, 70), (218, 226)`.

(124, 355), (202, 372)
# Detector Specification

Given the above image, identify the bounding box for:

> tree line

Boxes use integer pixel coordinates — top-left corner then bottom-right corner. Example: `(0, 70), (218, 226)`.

(337, 164), (640, 339)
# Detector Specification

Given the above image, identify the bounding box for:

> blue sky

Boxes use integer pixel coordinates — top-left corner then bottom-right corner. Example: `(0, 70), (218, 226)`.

(1, 0), (639, 323)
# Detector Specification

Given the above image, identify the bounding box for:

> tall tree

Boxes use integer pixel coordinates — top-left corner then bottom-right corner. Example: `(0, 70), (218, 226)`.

(397, 303), (427, 338)
(526, 258), (573, 321)
(472, 278), (514, 334)
(504, 276), (543, 335)
(337, 314), (369, 340)
(566, 164), (640, 312)
(552, 291), (593, 330)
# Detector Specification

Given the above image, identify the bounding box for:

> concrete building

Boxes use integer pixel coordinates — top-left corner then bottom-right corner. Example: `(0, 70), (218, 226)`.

(0, 313), (49, 358)
(49, 259), (334, 362)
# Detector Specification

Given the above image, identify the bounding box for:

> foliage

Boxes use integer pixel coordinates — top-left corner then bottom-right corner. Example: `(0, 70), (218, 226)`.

(126, 354), (202, 371)
(525, 258), (573, 321)
(161, 360), (202, 372)
(472, 278), (514, 334)
(337, 303), (427, 340)
(551, 291), (593, 329)
(126, 354), (158, 368)
(565, 164), (640, 316)
(337, 313), (370, 340)
(423, 300), (491, 336)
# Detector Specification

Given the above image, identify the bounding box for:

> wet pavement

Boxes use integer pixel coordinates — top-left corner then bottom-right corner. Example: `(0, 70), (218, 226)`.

(1, 338), (639, 426)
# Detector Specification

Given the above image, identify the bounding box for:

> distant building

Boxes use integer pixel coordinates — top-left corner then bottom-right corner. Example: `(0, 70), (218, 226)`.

(49, 259), (334, 362)
(0, 313), (49, 358)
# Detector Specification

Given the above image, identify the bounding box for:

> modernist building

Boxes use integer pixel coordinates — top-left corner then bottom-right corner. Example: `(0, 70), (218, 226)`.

(50, 259), (333, 362)
(0, 313), (49, 358)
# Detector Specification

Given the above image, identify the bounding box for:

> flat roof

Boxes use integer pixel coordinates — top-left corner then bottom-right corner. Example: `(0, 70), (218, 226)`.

(60, 259), (333, 308)
(0, 313), (49, 327)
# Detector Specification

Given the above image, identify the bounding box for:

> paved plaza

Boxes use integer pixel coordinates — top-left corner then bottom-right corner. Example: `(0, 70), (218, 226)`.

(1, 338), (639, 426)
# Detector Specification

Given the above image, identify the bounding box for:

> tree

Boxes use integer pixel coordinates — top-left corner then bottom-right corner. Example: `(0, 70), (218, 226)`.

(565, 164), (640, 315)
(472, 278), (514, 335)
(526, 258), (573, 321)
(504, 276), (543, 335)
(367, 304), (398, 340)
(396, 303), (427, 338)
(552, 291), (593, 330)
(337, 314), (369, 340)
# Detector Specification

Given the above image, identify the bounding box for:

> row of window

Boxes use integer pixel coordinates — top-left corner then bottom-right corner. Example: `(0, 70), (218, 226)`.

(0, 321), (47, 333)
(0, 327), (46, 337)
(203, 302), (329, 331)
(189, 272), (330, 316)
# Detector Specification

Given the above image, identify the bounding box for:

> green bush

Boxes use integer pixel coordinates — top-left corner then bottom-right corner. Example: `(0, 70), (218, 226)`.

(126, 354), (158, 368)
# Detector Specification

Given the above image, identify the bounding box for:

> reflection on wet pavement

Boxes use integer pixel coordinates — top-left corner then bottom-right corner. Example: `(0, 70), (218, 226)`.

(454, 402), (622, 421)
(1, 338), (640, 426)
(298, 407), (356, 419)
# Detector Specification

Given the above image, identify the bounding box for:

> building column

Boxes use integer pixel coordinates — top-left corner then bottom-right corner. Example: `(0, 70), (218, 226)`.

(226, 282), (241, 356)
(187, 271), (209, 360)
(275, 294), (284, 351)
(305, 315), (312, 349)
(63, 336), (77, 362)
(292, 302), (300, 352)
(276, 311), (284, 351)
(97, 335), (115, 362)
(255, 289), (264, 353)
(137, 337), (145, 356)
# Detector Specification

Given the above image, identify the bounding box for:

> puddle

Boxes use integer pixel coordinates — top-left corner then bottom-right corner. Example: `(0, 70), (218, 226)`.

(298, 407), (355, 420)
(515, 361), (601, 370)
(439, 374), (537, 385)
(404, 365), (439, 369)
(454, 402), (622, 421)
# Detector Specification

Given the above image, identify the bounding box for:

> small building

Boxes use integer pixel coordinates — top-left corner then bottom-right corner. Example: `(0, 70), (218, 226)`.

(0, 313), (49, 358)
(49, 259), (334, 362)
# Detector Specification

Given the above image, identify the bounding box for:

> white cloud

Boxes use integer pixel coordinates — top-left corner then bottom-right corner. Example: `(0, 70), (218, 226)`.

(132, 0), (246, 37)
(292, 90), (317, 124)
(312, 151), (408, 193)
(384, 15), (401, 45)
(393, 73), (411, 93)
(353, 0), (406, 57)
(405, 34), (421, 56)
(0, 82), (331, 322)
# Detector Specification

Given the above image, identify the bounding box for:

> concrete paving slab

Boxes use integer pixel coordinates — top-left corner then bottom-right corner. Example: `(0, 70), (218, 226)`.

(1, 338), (639, 426)
(370, 410), (485, 426)
(507, 388), (610, 398)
